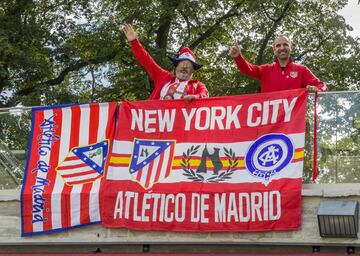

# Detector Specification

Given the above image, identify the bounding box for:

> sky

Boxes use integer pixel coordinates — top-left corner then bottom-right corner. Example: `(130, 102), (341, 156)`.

(338, 0), (360, 37)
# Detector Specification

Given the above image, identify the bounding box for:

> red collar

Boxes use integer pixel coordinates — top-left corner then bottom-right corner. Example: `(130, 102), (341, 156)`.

(274, 57), (293, 68)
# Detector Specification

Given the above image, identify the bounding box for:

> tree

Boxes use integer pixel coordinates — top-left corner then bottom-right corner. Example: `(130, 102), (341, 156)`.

(1, 0), (359, 106)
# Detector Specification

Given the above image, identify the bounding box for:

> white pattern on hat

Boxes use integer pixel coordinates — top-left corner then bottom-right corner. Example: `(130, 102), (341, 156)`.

(178, 51), (196, 62)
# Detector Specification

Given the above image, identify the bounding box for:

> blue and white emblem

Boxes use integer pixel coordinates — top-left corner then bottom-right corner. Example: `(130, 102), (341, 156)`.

(245, 134), (294, 181)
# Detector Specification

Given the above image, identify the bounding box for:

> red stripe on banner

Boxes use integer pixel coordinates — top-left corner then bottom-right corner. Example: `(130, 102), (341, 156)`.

(154, 152), (165, 182)
(57, 162), (88, 170)
(173, 156), (245, 161)
(81, 184), (92, 225)
(61, 105), (81, 229)
(136, 168), (143, 181)
(110, 153), (131, 158)
(165, 145), (175, 178)
(295, 147), (304, 152)
(101, 103), (117, 184)
(105, 103), (116, 140)
(171, 166), (246, 171)
(89, 103), (100, 143)
(61, 169), (97, 178)
(64, 156), (79, 161)
(81, 181), (92, 225)
(292, 158), (304, 163)
(66, 176), (101, 186)
(144, 161), (154, 189)
(42, 108), (63, 232)
(22, 110), (45, 234)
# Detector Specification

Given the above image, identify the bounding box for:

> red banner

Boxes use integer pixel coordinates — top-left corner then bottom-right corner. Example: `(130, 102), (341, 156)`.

(21, 102), (117, 236)
(101, 89), (307, 232)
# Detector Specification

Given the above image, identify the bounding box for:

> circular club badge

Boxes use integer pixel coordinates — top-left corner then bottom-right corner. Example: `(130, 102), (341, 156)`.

(245, 134), (294, 181)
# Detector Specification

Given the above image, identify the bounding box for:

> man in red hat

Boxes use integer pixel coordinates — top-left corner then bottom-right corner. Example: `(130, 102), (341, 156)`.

(228, 35), (328, 93)
(123, 24), (209, 101)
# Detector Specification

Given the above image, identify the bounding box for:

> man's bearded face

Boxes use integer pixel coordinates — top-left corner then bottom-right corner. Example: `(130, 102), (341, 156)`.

(175, 60), (195, 80)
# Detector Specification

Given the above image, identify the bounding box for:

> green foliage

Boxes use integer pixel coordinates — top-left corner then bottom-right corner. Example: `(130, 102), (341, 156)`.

(1, 0), (359, 107)
(0, 111), (31, 150)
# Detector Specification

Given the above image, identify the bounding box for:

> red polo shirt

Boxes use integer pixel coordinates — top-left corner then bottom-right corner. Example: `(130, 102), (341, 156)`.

(234, 55), (328, 93)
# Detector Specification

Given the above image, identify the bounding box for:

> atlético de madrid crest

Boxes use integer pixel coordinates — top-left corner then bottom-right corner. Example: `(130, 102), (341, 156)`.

(290, 71), (298, 78)
(245, 134), (294, 182)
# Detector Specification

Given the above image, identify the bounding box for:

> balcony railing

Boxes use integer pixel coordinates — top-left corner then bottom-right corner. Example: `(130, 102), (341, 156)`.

(1, 91), (359, 189)
(309, 91), (360, 183)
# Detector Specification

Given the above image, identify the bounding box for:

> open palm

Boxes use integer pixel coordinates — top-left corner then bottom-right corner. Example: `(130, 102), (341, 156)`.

(123, 23), (138, 41)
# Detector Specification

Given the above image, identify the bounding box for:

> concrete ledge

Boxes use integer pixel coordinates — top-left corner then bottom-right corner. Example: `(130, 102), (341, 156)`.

(0, 189), (20, 201)
(302, 183), (360, 197)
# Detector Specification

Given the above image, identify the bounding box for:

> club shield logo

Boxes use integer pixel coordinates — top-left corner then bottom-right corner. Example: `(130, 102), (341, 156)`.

(245, 134), (294, 182)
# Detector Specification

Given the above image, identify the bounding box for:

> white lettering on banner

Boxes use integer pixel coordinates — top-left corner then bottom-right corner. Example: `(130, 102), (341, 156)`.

(190, 193), (210, 223)
(113, 191), (281, 223)
(165, 194), (174, 222)
(190, 193), (200, 222)
(283, 97), (297, 122)
(129, 98), (296, 133)
(195, 107), (210, 130)
(142, 193), (151, 222)
(124, 191), (134, 219)
(152, 193), (160, 221)
(113, 192), (187, 223)
(182, 105), (242, 131)
(214, 191), (281, 222)
(175, 193), (186, 222)
(113, 191), (123, 219)
(182, 108), (196, 131)
(130, 109), (176, 133)
(247, 98), (298, 127)
(239, 193), (250, 222)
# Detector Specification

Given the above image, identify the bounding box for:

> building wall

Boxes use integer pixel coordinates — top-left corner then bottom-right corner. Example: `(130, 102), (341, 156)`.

(0, 184), (359, 254)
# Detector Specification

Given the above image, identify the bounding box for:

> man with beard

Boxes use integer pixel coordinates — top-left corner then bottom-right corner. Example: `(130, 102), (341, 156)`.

(228, 35), (328, 93)
(123, 24), (209, 101)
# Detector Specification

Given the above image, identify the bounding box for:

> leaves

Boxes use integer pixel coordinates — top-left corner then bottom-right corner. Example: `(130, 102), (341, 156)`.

(1, 0), (358, 108)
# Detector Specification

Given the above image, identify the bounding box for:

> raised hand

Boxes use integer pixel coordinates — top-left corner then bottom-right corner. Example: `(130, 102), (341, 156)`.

(228, 44), (241, 59)
(123, 23), (138, 41)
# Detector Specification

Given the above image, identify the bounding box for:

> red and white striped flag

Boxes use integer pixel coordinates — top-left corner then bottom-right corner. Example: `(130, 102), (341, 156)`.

(21, 102), (117, 236)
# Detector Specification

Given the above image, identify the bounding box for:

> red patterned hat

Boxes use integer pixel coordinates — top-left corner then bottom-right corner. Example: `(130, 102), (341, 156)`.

(169, 47), (202, 70)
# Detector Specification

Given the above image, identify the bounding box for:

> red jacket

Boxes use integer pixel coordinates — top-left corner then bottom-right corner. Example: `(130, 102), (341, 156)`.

(234, 55), (328, 93)
(130, 39), (209, 100)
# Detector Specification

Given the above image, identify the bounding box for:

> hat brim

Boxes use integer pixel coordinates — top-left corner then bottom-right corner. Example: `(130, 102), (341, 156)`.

(169, 56), (203, 70)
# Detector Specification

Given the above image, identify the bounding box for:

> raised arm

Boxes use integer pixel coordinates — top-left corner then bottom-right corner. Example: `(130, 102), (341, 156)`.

(123, 24), (170, 82)
(229, 44), (262, 80)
